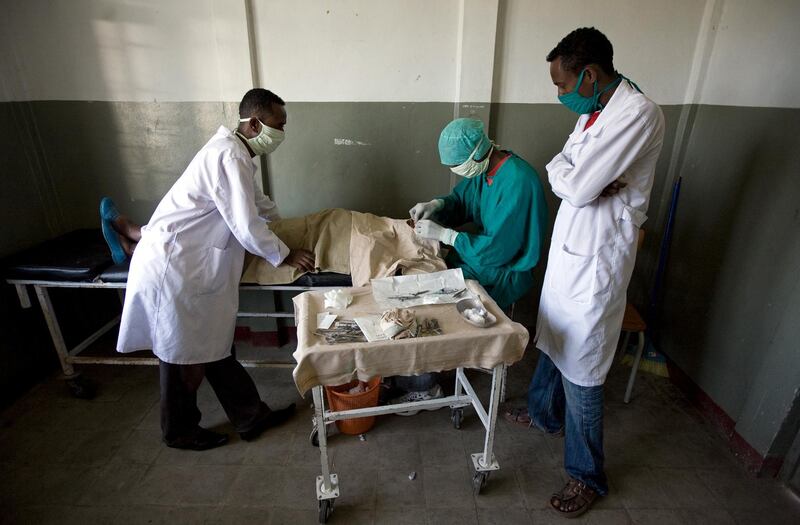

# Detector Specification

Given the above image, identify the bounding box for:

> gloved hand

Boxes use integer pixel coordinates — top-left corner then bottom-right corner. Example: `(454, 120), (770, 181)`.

(414, 219), (459, 246)
(409, 199), (443, 221)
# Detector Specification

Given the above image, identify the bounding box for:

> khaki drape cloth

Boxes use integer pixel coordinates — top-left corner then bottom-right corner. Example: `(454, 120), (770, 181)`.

(291, 280), (530, 394)
(241, 208), (446, 286)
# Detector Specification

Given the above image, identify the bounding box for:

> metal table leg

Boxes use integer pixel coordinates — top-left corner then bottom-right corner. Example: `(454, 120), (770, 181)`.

(34, 285), (76, 378)
(450, 367), (466, 429)
(470, 364), (503, 494)
(33, 285), (96, 398)
(312, 386), (338, 523)
(15, 284), (31, 309)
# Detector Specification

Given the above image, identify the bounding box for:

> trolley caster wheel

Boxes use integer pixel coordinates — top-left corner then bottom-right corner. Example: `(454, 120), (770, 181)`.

(318, 498), (334, 523)
(450, 408), (464, 429)
(472, 471), (489, 495)
(309, 427), (320, 447)
(66, 374), (96, 399)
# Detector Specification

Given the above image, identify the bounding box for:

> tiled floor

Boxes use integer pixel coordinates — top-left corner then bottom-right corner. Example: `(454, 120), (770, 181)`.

(1, 339), (798, 524)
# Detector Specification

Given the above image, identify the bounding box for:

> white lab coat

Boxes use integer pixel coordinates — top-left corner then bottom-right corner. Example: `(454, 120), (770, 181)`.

(117, 126), (289, 364)
(535, 80), (665, 387)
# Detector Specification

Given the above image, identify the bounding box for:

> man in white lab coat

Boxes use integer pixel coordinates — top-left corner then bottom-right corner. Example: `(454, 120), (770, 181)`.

(505, 28), (664, 517)
(117, 89), (316, 450)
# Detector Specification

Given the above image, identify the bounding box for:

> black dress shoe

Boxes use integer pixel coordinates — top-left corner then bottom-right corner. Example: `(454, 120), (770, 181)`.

(165, 428), (229, 451)
(239, 403), (297, 442)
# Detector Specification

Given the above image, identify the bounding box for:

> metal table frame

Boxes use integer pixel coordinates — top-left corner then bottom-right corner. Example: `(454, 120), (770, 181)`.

(309, 363), (506, 522)
(7, 278), (334, 393)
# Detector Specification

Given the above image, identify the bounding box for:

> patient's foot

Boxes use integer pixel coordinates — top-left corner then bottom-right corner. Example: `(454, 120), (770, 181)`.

(100, 197), (127, 264)
(100, 197), (143, 263)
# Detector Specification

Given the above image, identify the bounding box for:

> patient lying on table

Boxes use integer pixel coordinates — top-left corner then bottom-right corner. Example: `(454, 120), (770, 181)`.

(100, 201), (445, 285)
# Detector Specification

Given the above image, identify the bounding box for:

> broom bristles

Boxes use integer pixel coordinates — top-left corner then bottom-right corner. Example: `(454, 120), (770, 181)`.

(622, 344), (669, 378)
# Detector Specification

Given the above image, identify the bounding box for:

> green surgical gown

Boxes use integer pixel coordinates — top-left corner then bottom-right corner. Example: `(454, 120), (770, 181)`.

(435, 153), (548, 309)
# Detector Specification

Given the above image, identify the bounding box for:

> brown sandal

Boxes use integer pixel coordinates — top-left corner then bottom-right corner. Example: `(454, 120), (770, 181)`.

(503, 407), (565, 437)
(503, 407), (534, 428)
(549, 478), (599, 519)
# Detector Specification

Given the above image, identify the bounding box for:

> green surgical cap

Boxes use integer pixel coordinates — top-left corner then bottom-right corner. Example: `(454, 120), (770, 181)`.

(438, 118), (491, 166)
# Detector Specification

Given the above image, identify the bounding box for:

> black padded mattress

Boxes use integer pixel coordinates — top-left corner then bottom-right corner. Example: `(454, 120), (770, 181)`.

(3, 229), (113, 282)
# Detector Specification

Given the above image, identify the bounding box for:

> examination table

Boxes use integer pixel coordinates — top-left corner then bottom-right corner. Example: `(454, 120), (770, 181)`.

(3, 229), (351, 397)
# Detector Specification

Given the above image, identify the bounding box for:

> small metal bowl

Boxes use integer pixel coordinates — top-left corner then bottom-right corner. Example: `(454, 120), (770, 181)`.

(456, 298), (497, 328)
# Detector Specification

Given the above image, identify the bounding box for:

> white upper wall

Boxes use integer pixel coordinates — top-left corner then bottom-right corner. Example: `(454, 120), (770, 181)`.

(2, 0), (799, 108)
(699, 0), (800, 108)
(492, 0), (706, 105)
(252, 0), (460, 102)
(0, 0), (252, 102)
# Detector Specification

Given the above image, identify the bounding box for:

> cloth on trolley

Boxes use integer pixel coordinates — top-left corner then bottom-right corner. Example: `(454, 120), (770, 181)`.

(292, 279), (529, 394)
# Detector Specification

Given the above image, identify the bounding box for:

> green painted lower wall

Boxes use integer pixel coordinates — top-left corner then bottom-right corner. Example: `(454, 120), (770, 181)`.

(25, 101), (463, 227)
(660, 105), (800, 456)
(27, 101), (241, 227)
(0, 102), (61, 407)
(3, 99), (798, 461)
(265, 102), (455, 218)
(0, 103), (56, 257)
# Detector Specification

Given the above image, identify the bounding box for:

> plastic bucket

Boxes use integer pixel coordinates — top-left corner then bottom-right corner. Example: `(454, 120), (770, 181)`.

(324, 376), (382, 435)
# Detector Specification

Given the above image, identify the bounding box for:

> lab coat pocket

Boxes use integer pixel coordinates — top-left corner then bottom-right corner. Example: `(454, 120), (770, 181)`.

(127, 228), (176, 308)
(620, 205), (647, 228)
(198, 246), (229, 296)
(136, 230), (176, 292)
(551, 244), (596, 304)
(618, 205), (647, 246)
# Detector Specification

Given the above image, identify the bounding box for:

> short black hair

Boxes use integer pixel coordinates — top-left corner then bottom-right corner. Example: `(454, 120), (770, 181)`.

(546, 27), (615, 75)
(239, 88), (285, 119)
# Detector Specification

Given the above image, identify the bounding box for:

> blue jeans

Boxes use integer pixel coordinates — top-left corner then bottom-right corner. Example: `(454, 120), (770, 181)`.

(527, 352), (608, 495)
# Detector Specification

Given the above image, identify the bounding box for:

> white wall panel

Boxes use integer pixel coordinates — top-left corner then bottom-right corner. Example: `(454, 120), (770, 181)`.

(699, 0), (800, 108)
(2, 0), (799, 108)
(492, 0), (706, 105)
(1, 0), (251, 102)
(251, 0), (460, 102)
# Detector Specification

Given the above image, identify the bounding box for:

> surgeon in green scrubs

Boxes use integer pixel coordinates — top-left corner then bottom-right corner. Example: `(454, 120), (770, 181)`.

(388, 118), (548, 413)
(411, 118), (548, 309)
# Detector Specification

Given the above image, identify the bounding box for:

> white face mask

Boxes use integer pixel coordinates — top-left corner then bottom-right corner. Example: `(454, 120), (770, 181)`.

(450, 142), (493, 179)
(237, 117), (285, 155)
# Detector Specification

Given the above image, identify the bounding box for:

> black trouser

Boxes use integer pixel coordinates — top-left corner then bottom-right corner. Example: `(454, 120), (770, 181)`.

(159, 348), (269, 443)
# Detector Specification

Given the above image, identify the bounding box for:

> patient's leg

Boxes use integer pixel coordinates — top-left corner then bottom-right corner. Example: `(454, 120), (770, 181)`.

(113, 215), (141, 256)
(100, 197), (143, 261)
(113, 215), (142, 243)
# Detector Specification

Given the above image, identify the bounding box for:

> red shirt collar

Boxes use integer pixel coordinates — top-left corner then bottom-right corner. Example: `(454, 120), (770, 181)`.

(583, 110), (602, 131)
(486, 153), (511, 186)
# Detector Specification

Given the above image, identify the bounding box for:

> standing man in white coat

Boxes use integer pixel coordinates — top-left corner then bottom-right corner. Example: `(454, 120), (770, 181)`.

(504, 28), (664, 517)
(117, 88), (316, 451)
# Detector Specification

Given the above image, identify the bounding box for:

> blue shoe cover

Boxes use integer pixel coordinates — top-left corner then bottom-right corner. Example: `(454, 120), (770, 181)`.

(100, 197), (127, 264)
(100, 196), (120, 221)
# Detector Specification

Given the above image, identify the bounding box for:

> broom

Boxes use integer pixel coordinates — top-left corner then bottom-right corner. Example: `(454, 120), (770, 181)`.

(622, 341), (669, 377)
(622, 176), (682, 377)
